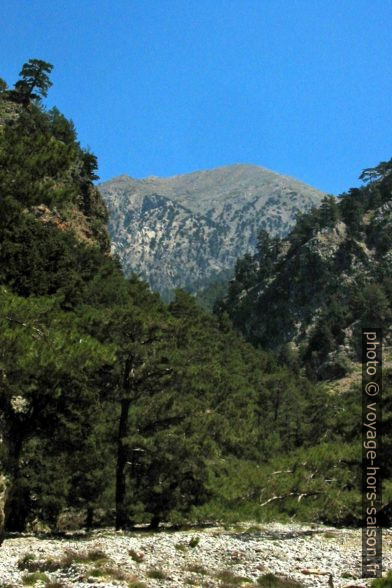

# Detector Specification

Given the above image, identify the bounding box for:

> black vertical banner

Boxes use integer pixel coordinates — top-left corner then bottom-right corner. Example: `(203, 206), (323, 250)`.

(362, 329), (382, 579)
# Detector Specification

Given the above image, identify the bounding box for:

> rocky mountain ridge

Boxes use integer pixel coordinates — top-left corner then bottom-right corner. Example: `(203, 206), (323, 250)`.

(99, 165), (326, 298)
(220, 160), (392, 379)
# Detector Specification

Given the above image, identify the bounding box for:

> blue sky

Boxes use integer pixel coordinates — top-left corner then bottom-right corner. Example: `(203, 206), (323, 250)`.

(1, 0), (391, 194)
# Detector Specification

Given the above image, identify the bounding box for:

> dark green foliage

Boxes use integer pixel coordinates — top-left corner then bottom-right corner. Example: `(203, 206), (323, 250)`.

(47, 107), (77, 144)
(319, 195), (340, 227)
(1, 61), (388, 536)
(0, 108), (79, 208)
(194, 268), (233, 311)
(22, 572), (50, 586)
(360, 158), (392, 185)
(256, 229), (282, 280)
(219, 158), (392, 379)
(146, 569), (168, 580)
(0, 289), (115, 530)
(287, 207), (320, 250)
(0, 78), (8, 93)
(339, 189), (364, 233)
(371, 571), (392, 587)
(12, 59), (53, 104)
(233, 253), (259, 290)
(0, 215), (103, 301)
(81, 149), (99, 182)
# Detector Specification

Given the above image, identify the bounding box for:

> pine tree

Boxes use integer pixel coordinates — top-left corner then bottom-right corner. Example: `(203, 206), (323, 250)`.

(12, 59), (53, 105)
(319, 195), (340, 228)
(256, 229), (281, 281)
(0, 290), (114, 530)
(0, 78), (7, 94)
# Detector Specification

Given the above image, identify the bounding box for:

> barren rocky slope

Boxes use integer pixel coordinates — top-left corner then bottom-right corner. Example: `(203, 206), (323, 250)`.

(99, 165), (325, 298)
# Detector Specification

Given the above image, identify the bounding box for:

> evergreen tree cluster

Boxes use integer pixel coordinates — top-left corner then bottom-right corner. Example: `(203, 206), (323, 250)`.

(218, 161), (392, 380)
(0, 61), (390, 541)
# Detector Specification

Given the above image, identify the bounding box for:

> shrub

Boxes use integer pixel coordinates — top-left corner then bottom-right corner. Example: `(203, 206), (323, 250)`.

(371, 572), (392, 587)
(257, 573), (304, 587)
(186, 563), (208, 575)
(22, 573), (50, 586)
(146, 569), (168, 580)
(17, 554), (37, 571)
(188, 536), (200, 548)
(216, 570), (253, 585)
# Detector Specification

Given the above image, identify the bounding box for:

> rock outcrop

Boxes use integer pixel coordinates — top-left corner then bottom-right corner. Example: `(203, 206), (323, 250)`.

(99, 165), (325, 298)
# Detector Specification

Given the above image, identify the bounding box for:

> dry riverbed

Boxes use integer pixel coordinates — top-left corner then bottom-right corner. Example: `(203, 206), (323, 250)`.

(0, 523), (391, 588)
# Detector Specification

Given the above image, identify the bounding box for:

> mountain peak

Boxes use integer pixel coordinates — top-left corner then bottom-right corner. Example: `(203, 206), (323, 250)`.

(99, 165), (326, 298)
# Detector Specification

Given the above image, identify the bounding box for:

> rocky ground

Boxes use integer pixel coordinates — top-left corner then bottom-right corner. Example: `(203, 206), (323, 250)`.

(0, 523), (391, 588)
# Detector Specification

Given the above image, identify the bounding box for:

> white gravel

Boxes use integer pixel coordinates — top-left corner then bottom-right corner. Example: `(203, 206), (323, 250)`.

(0, 523), (391, 587)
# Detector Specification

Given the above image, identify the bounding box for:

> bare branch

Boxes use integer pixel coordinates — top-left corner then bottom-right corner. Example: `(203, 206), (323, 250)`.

(271, 469), (293, 475)
(2, 316), (44, 337)
(260, 491), (325, 507)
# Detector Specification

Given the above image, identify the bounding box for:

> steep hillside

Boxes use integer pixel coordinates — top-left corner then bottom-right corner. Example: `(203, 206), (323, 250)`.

(2, 61), (345, 540)
(99, 165), (325, 298)
(219, 159), (392, 379)
(1, 61), (390, 547)
(0, 85), (110, 255)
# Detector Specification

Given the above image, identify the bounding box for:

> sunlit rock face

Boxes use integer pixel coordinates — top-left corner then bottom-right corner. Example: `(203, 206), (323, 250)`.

(99, 164), (325, 298)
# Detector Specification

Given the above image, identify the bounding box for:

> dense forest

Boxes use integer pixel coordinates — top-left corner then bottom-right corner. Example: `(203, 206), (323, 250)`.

(218, 161), (392, 379)
(0, 61), (391, 547)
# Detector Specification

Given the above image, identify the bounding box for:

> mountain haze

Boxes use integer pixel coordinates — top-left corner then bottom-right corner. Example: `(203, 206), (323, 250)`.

(99, 164), (326, 297)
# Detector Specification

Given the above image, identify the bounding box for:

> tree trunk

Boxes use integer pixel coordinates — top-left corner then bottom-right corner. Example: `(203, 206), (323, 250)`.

(4, 482), (29, 532)
(85, 506), (94, 530)
(0, 475), (8, 545)
(115, 398), (131, 530)
(4, 430), (27, 533)
(149, 514), (160, 531)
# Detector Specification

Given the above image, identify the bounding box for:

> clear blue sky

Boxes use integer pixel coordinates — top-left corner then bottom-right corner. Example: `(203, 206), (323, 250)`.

(1, 0), (391, 194)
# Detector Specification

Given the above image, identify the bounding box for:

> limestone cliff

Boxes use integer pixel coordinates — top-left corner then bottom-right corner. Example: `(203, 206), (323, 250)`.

(99, 165), (325, 298)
